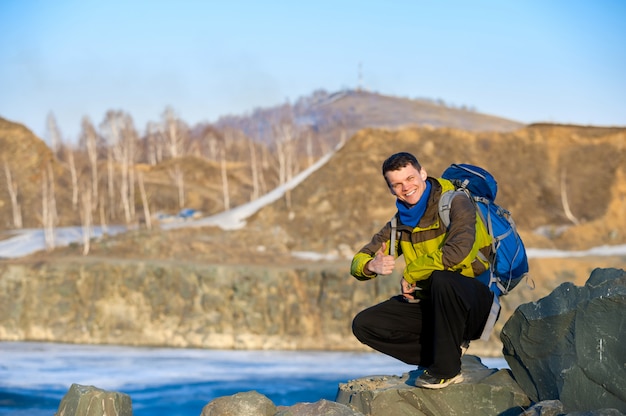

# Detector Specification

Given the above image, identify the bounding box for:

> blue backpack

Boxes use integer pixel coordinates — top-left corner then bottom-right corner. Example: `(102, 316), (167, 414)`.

(439, 163), (529, 297)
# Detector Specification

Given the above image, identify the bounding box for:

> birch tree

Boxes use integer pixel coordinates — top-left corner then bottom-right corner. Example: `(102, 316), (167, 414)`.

(137, 170), (152, 230)
(101, 111), (138, 223)
(146, 122), (164, 165)
(99, 193), (108, 235)
(271, 106), (300, 188)
(123, 118), (137, 220)
(248, 137), (260, 201)
(168, 164), (185, 209)
(65, 146), (79, 209)
(220, 145), (230, 211)
(271, 109), (300, 209)
(46, 113), (62, 157)
(79, 116), (99, 204)
(201, 127), (219, 161)
(41, 162), (58, 251)
(3, 159), (22, 228)
(78, 180), (93, 255)
(162, 107), (187, 159)
(162, 107), (188, 209)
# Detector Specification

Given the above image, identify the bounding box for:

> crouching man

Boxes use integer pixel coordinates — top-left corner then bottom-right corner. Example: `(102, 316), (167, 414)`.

(350, 152), (493, 388)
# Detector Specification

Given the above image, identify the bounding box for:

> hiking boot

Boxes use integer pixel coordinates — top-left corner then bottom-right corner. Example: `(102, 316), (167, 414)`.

(415, 370), (464, 389)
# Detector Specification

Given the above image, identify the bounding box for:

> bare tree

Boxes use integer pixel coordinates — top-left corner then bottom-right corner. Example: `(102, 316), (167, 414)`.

(41, 162), (58, 251)
(271, 109), (300, 209)
(80, 116), (99, 204)
(248, 137), (260, 201)
(137, 170), (152, 230)
(273, 122), (292, 186)
(99, 192), (108, 235)
(220, 146), (230, 211)
(168, 164), (185, 210)
(162, 108), (188, 210)
(124, 118), (137, 220)
(146, 122), (164, 165)
(105, 131), (115, 221)
(162, 107), (188, 159)
(3, 158), (22, 228)
(305, 129), (314, 167)
(46, 112), (63, 157)
(202, 128), (220, 161)
(78, 180), (93, 255)
(101, 111), (138, 224)
(65, 146), (79, 209)
(271, 105), (300, 189)
(257, 144), (271, 196)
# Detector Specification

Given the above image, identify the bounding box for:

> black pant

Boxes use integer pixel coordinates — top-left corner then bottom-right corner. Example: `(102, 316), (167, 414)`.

(352, 270), (493, 379)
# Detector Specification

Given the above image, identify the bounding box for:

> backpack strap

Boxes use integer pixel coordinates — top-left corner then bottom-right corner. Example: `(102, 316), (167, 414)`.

(438, 189), (492, 276)
(438, 190), (459, 228)
(390, 215), (397, 257)
(479, 294), (501, 341)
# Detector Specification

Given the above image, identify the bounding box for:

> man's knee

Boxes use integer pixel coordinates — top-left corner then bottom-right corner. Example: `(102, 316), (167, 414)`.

(351, 310), (368, 342)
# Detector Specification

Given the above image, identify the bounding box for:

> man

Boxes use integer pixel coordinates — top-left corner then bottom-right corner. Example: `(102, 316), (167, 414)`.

(350, 152), (494, 389)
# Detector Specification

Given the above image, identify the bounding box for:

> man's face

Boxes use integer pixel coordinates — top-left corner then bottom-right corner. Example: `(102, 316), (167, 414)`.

(385, 164), (428, 206)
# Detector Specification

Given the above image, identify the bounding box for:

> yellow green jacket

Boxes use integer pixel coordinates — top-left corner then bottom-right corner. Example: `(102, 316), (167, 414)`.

(350, 177), (492, 297)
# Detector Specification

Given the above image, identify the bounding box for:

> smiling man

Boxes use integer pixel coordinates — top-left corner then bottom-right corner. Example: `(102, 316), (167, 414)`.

(350, 152), (495, 389)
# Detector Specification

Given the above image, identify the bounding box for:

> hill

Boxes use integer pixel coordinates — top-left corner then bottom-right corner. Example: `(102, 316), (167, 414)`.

(10, 122), (624, 264)
(1, 106), (625, 355)
(0, 90), (524, 232)
(246, 124), (626, 254)
(213, 89), (524, 152)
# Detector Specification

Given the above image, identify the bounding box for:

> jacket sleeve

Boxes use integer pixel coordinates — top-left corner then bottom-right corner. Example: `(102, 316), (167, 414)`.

(403, 193), (478, 283)
(350, 221), (393, 281)
(440, 192), (477, 269)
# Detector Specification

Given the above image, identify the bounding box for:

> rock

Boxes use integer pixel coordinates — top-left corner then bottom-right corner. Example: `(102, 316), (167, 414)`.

(200, 390), (277, 416)
(501, 268), (626, 412)
(520, 400), (626, 416)
(54, 383), (132, 416)
(335, 355), (530, 416)
(519, 400), (566, 416)
(275, 399), (364, 415)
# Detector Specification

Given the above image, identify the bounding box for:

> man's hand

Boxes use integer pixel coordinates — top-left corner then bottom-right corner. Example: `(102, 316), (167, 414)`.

(365, 242), (395, 275)
(400, 277), (417, 301)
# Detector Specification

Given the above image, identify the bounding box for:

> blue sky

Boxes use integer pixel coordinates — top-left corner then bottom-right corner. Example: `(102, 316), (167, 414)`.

(1, 0), (625, 142)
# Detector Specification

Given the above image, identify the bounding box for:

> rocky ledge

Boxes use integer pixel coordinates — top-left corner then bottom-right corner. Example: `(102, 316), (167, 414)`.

(54, 268), (626, 416)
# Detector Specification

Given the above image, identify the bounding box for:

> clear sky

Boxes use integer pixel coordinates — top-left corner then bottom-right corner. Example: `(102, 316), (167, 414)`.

(1, 0), (625, 142)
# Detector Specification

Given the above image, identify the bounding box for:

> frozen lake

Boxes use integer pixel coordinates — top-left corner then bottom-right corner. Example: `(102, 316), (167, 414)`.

(0, 341), (507, 415)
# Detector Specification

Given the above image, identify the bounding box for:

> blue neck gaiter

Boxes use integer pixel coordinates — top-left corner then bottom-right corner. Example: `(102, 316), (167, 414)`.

(396, 180), (431, 227)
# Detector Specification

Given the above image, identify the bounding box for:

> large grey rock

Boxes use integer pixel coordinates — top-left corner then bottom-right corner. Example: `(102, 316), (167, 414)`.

(520, 400), (625, 416)
(54, 383), (132, 416)
(335, 355), (530, 416)
(201, 390), (277, 416)
(275, 399), (364, 415)
(520, 400), (566, 416)
(501, 268), (626, 412)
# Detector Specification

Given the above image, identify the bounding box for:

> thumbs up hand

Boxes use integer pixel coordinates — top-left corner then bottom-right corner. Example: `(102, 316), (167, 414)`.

(365, 242), (396, 275)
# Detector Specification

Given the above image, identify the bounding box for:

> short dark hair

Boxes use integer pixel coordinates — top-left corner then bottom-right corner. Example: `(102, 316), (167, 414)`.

(382, 152), (422, 176)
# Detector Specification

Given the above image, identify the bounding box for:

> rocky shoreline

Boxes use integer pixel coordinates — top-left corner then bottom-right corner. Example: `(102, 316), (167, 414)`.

(51, 268), (625, 416)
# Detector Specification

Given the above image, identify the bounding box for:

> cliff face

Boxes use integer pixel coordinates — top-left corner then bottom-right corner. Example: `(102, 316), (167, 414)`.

(0, 259), (398, 351)
(3, 254), (624, 356)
